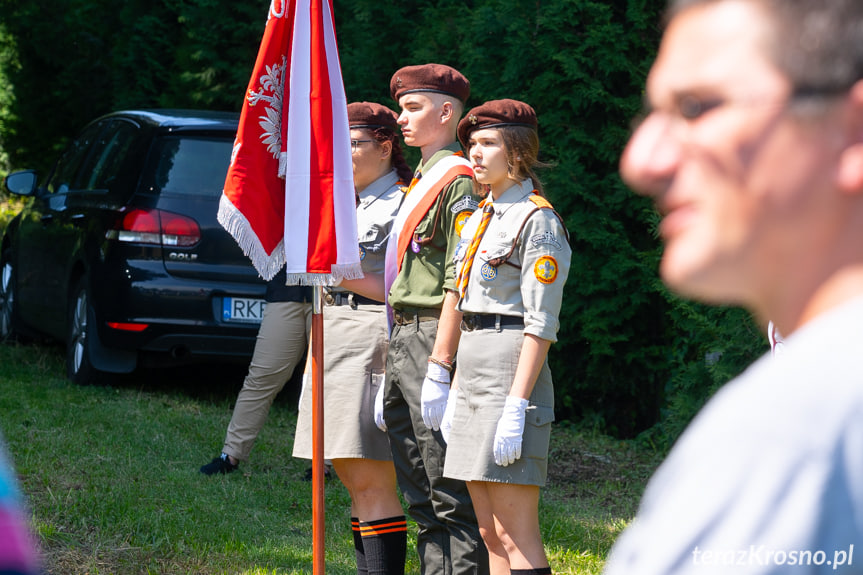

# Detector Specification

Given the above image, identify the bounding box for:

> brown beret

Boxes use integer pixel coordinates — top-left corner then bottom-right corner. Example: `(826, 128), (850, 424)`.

(457, 99), (538, 148)
(347, 101), (398, 131)
(390, 63), (470, 104)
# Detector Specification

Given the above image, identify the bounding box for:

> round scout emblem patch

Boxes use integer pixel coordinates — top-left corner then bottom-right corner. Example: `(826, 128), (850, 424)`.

(480, 262), (497, 281)
(455, 211), (472, 236)
(411, 239), (421, 253)
(359, 245), (366, 261)
(534, 256), (559, 284)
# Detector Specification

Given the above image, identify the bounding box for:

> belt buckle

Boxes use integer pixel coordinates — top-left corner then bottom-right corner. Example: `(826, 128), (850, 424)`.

(461, 315), (479, 332)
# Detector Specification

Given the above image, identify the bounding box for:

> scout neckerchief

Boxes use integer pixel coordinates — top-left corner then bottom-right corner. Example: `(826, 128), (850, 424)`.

(456, 199), (493, 299)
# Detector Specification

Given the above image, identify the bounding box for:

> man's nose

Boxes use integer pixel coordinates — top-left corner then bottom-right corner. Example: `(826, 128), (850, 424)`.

(619, 113), (680, 198)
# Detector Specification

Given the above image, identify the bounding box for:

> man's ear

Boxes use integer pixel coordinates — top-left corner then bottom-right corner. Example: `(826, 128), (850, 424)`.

(440, 102), (454, 124)
(837, 80), (863, 195)
(837, 145), (863, 194)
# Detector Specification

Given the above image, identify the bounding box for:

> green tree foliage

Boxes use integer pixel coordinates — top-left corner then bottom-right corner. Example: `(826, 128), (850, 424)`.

(0, 0), (118, 167)
(0, 0), (768, 445)
(0, 23), (15, 174)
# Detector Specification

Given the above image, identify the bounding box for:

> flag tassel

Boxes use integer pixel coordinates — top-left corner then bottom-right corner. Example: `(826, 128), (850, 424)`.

(285, 262), (363, 287)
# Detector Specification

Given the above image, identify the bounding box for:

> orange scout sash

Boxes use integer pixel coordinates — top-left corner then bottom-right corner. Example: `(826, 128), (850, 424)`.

(383, 154), (473, 332)
(395, 163), (474, 272)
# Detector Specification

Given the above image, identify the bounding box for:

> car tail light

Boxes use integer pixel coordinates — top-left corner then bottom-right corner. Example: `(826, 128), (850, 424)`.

(107, 322), (149, 332)
(106, 208), (201, 247)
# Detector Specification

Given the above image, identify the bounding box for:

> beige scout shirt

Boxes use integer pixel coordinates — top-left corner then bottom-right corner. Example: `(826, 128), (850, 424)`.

(455, 179), (571, 342)
(388, 143), (480, 310)
(356, 170), (404, 277)
(330, 170), (403, 298)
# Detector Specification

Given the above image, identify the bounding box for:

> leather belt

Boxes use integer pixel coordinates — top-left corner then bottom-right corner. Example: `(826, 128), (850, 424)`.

(461, 313), (524, 332)
(324, 292), (382, 308)
(392, 308), (441, 325)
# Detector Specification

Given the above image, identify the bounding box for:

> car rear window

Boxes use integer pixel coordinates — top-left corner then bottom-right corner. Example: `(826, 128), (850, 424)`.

(143, 135), (233, 198)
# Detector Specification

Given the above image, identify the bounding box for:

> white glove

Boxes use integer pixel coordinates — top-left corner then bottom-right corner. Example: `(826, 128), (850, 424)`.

(374, 375), (387, 432)
(440, 386), (459, 444)
(493, 396), (529, 467)
(421, 362), (451, 430)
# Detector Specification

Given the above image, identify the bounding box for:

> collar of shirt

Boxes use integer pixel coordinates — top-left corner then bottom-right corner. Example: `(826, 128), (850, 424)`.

(416, 141), (464, 176)
(358, 170), (400, 209)
(488, 178), (535, 217)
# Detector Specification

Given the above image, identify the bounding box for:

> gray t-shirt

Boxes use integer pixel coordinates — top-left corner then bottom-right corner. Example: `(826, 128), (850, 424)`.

(605, 296), (863, 574)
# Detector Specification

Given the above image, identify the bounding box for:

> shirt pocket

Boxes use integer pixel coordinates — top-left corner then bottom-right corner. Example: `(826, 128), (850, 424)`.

(477, 241), (519, 288)
(413, 217), (432, 240)
(480, 241), (512, 264)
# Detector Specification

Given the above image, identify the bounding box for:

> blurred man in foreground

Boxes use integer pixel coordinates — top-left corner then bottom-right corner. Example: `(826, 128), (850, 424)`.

(605, 1), (863, 573)
(1, 436), (40, 575)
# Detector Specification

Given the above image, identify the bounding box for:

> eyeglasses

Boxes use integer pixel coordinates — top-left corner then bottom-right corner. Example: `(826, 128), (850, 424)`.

(351, 139), (373, 154)
(631, 85), (848, 141)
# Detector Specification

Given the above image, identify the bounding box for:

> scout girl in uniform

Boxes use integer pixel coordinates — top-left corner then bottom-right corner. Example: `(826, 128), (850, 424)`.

(293, 102), (411, 575)
(443, 99), (571, 575)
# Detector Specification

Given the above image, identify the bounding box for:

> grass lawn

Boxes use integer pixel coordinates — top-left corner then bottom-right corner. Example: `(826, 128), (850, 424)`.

(0, 341), (661, 574)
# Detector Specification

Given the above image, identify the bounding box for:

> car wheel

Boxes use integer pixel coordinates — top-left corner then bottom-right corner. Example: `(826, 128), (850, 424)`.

(0, 248), (18, 342)
(66, 278), (103, 385)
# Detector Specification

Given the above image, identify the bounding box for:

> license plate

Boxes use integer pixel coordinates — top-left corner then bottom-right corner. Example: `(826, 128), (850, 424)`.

(222, 297), (266, 323)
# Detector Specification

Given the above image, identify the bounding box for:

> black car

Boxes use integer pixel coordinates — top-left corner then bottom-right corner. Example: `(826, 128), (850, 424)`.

(1, 109), (267, 384)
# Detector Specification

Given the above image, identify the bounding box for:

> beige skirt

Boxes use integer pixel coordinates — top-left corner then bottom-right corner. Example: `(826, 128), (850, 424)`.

(292, 302), (392, 461)
(443, 326), (555, 486)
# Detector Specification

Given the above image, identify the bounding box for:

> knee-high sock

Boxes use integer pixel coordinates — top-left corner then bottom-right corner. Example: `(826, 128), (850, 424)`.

(359, 515), (407, 575)
(352, 517), (368, 575)
(511, 568), (552, 575)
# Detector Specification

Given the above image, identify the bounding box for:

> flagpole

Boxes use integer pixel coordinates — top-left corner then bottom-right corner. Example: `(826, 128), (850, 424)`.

(220, 0), (354, 568)
(311, 284), (326, 574)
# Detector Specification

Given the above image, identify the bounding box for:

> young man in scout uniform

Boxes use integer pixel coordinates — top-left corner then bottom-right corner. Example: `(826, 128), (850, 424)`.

(388, 62), (488, 575)
(604, 1), (863, 573)
(346, 63), (487, 575)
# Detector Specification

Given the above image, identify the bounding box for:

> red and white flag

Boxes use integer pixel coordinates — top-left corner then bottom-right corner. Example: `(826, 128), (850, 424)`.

(218, 0), (360, 286)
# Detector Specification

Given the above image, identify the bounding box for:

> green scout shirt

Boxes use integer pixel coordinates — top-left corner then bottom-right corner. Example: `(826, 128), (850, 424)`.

(388, 143), (480, 310)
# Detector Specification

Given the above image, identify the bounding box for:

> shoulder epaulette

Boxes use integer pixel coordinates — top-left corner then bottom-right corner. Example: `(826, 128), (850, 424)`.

(485, 193), (569, 268)
(528, 194), (554, 210)
(527, 193), (569, 243)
